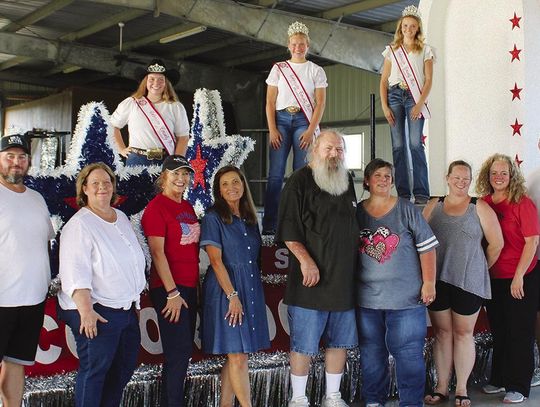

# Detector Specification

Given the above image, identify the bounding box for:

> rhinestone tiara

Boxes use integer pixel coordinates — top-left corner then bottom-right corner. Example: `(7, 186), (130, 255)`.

(147, 63), (166, 73)
(402, 5), (421, 19)
(287, 21), (309, 37)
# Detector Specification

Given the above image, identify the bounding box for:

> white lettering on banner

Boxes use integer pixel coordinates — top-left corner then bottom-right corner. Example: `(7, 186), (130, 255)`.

(277, 300), (290, 335)
(274, 248), (289, 269)
(65, 325), (78, 359)
(139, 307), (163, 355)
(36, 315), (62, 365)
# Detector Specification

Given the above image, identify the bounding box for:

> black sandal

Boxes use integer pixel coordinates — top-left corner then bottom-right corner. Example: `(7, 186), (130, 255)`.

(455, 395), (471, 406)
(425, 392), (449, 405)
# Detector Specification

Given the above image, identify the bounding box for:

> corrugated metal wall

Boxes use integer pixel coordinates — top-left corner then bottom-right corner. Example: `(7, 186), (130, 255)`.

(322, 64), (392, 169)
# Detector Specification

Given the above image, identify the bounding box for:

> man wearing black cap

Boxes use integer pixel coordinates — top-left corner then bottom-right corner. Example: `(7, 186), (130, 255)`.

(0, 135), (55, 406)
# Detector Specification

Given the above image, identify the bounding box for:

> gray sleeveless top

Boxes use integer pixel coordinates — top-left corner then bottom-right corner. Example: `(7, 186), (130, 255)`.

(428, 197), (491, 299)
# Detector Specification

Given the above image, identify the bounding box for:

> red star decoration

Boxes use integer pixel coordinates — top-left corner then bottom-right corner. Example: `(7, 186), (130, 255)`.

(510, 119), (523, 136)
(510, 83), (523, 100)
(191, 144), (208, 190)
(509, 44), (521, 62)
(421, 134), (427, 144)
(515, 154), (523, 167)
(510, 12), (521, 29)
(63, 195), (127, 210)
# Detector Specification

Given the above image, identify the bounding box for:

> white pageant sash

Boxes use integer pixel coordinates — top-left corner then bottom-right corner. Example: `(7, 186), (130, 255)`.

(133, 96), (176, 155)
(390, 45), (431, 119)
(275, 61), (320, 136)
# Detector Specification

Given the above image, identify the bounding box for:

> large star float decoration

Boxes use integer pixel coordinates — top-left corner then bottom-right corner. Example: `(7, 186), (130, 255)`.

(25, 102), (160, 276)
(185, 88), (255, 218)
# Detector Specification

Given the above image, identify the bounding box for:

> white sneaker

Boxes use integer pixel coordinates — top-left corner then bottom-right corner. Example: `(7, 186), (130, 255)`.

(288, 396), (310, 407)
(482, 384), (505, 394)
(321, 392), (349, 407)
(531, 369), (540, 387)
(503, 391), (526, 404)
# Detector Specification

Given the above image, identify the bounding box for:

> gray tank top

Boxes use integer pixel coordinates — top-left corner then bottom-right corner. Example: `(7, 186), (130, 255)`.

(428, 197), (491, 299)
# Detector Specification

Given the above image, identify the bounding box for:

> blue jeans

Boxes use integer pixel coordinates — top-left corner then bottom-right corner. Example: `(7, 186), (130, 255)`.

(288, 305), (358, 356)
(149, 286), (197, 407)
(262, 110), (309, 231)
(126, 152), (165, 167)
(356, 306), (426, 407)
(58, 304), (140, 407)
(387, 86), (429, 200)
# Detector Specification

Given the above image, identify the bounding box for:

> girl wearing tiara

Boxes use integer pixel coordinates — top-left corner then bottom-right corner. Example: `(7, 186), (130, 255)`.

(380, 5), (434, 205)
(262, 21), (327, 234)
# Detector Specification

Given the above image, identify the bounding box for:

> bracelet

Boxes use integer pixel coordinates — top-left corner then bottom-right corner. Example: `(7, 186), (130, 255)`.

(167, 292), (180, 300)
(226, 290), (238, 300)
(166, 287), (178, 295)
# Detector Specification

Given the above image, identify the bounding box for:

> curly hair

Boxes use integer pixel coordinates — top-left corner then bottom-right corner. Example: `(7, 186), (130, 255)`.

(475, 153), (526, 203)
(131, 74), (179, 102)
(392, 14), (425, 53)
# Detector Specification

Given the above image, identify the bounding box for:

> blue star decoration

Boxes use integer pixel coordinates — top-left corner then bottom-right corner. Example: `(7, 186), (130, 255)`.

(185, 88), (255, 217)
(24, 102), (160, 277)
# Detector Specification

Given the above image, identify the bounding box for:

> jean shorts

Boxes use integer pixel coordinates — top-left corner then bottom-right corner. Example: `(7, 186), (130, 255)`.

(288, 305), (358, 356)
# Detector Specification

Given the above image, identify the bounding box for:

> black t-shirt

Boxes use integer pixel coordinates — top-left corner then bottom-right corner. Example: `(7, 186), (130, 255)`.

(275, 166), (359, 311)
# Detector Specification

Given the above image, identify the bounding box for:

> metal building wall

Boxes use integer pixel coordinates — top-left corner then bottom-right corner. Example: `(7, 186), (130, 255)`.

(322, 64), (392, 169)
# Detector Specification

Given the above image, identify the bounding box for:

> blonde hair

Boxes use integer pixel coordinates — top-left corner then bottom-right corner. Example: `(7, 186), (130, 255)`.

(76, 162), (118, 207)
(392, 14), (425, 52)
(131, 74), (179, 102)
(475, 153), (527, 203)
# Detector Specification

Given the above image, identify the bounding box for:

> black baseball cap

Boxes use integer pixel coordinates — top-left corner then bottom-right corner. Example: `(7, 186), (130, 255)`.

(0, 134), (30, 154)
(162, 155), (194, 172)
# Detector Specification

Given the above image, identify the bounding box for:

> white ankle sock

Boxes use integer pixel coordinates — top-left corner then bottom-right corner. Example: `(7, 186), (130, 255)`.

(325, 371), (343, 397)
(290, 373), (308, 400)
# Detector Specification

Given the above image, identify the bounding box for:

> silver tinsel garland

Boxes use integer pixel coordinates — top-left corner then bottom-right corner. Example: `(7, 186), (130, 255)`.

(23, 332), (504, 406)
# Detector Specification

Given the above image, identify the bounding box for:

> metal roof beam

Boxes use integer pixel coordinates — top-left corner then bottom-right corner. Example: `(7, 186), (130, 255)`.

(1, 8), (148, 74)
(318, 0), (402, 20)
(173, 37), (247, 59)
(60, 8), (147, 42)
(0, 56), (31, 71)
(85, 0), (392, 73)
(0, 32), (261, 99)
(1, 0), (75, 33)
(222, 48), (283, 68)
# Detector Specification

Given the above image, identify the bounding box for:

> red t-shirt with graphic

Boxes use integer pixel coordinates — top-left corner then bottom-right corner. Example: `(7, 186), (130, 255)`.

(484, 195), (539, 279)
(142, 193), (200, 288)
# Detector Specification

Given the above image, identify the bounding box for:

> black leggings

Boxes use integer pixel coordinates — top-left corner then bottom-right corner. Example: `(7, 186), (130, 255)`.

(486, 266), (539, 397)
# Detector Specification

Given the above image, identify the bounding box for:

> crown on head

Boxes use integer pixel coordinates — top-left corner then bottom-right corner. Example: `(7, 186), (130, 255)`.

(402, 5), (421, 19)
(287, 21), (309, 37)
(147, 63), (166, 73)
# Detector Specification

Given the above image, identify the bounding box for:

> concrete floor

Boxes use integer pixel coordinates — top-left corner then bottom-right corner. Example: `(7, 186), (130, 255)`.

(349, 384), (540, 406)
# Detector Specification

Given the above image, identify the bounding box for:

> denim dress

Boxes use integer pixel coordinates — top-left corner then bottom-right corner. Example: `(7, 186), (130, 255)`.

(200, 210), (270, 354)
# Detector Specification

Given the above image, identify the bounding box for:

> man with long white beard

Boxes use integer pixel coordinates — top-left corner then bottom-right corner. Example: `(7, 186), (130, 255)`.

(276, 130), (359, 407)
(0, 135), (54, 407)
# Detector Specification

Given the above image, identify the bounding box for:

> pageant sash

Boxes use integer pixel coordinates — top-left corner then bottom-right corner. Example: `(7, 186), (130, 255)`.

(133, 96), (176, 155)
(275, 61), (320, 136)
(390, 45), (431, 119)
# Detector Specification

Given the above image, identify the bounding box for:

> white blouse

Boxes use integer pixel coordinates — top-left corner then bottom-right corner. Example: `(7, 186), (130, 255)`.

(58, 207), (146, 310)
(266, 60), (327, 110)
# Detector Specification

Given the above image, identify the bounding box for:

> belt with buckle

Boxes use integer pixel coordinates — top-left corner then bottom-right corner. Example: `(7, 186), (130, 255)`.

(284, 106), (301, 114)
(130, 147), (166, 160)
(398, 82), (409, 90)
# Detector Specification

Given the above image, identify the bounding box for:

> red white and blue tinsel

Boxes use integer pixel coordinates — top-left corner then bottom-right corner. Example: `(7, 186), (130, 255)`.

(185, 88), (255, 218)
